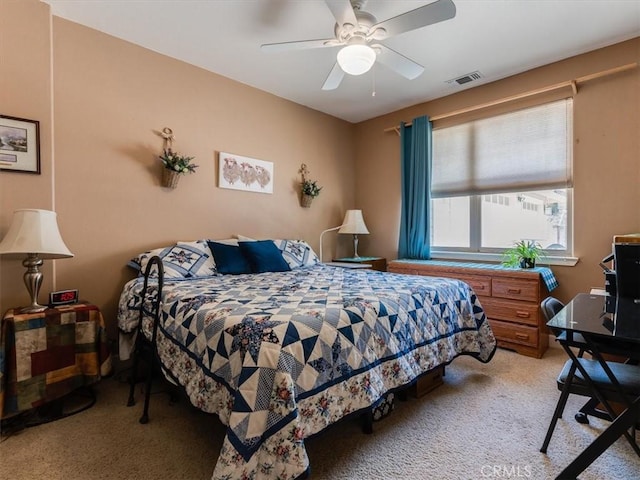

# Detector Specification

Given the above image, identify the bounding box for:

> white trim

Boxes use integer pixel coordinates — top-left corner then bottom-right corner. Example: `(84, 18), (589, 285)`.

(429, 250), (579, 267)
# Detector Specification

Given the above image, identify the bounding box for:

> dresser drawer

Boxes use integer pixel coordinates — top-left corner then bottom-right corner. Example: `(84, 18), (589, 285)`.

(481, 297), (539, 326)
(492, 277), (539, 302)
(453, 274), (491, 296)
(426, 272), (491, 296)
(489, 319), (539, 347)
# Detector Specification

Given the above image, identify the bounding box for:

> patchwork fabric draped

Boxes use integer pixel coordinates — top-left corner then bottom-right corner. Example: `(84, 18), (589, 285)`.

(118, 265), (496, 480)
(399, 115), (433, 259)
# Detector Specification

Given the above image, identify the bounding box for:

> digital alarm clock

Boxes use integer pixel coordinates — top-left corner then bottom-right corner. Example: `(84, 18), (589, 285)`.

(49, 289), (79, 306)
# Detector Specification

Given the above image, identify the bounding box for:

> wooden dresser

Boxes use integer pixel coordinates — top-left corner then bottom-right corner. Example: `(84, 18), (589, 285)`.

(388, 260), (553, 358)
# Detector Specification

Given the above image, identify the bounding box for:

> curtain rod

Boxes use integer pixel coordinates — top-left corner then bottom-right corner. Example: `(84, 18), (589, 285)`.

(384, 62), (638, 134)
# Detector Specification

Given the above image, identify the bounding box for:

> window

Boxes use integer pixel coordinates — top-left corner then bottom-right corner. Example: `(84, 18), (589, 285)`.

(431, 99), (573, 257)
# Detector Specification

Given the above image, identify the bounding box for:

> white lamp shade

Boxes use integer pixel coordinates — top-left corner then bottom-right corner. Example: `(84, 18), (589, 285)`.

(337, 44), (376, 76)
(0, 209), (73, 259)
(339, 210), (370, 235)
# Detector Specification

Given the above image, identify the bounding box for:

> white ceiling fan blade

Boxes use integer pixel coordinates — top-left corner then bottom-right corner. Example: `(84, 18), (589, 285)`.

(322, 62), (345, 90)
(261, 38), (339, 52)
(373, 0), (456, 38)
(375, 44), (424, 80)
(325, 0), (358, 29)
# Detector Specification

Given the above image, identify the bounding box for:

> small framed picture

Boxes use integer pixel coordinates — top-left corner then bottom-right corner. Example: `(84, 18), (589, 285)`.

(0, 115), (40, 174)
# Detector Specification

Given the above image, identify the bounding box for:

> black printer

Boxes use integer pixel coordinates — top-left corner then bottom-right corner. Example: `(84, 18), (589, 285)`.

(601, 235), (640, 300)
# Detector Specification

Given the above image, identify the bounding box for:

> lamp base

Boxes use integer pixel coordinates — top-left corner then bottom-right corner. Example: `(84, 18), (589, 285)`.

(22, 253), (46, 313)
(352, 234), (360, 258)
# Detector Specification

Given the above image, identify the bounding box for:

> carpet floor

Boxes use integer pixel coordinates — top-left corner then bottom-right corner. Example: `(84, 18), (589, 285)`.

(1, 346), (638, 479)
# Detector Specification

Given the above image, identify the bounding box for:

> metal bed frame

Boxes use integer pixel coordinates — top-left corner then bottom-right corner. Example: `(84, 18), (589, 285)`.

(126, 255), (164, 424)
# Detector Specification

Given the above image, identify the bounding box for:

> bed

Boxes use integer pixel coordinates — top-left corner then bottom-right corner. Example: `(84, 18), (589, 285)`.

(117, 239), (497, 480)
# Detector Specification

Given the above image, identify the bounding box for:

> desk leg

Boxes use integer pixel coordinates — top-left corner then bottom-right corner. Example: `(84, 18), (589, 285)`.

(556, 397), (640, 480)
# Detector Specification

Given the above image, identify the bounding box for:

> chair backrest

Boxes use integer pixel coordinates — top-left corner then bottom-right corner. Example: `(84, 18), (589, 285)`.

(541, 296), (565, 323)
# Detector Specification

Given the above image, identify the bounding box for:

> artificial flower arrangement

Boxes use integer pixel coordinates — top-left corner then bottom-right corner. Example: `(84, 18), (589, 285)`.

(301, 179), (322, 197)
(298, 163), (322, 207)
(159, 149), (198, 174)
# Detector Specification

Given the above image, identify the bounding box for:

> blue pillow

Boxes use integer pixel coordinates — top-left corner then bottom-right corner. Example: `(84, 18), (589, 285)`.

(239, 240), (291, 273)
(207, 241), (251, 275)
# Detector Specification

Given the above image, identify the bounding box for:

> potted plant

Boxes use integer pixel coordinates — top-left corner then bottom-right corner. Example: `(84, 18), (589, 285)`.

(298, 163), (322, 207)
(159, 149), (198, 188)
(502, 240), (544, 268)
(301, 179), (322, 207)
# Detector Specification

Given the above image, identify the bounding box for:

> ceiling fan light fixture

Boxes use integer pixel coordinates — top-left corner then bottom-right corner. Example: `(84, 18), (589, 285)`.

(337, 44), (376, 76)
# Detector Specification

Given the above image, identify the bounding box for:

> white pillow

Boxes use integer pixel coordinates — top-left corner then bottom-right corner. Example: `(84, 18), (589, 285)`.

(235, 235), (256, 242)
(213, 238), (240, 245)
(128, 240), (216, 278)
(272, 239), (320, 269)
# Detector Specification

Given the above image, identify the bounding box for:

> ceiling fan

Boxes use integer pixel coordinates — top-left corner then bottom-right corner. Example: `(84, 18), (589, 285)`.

(261, 0), (456, 90)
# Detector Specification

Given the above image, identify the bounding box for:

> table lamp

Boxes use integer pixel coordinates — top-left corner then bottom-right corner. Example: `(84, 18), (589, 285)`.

(0, 209), (74, 312)
(319, 209), (370, 262)
(339, 210), (369, 258)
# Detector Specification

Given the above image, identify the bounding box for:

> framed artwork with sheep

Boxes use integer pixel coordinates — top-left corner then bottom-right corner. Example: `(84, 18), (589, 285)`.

(218, 151), (273, 194)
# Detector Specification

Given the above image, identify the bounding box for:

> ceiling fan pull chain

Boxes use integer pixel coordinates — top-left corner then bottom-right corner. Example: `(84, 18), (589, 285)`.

(372, 64), (376, 97)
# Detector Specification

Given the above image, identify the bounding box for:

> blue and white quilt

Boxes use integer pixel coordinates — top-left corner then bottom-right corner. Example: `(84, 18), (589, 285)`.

(118, 264), (496, 480)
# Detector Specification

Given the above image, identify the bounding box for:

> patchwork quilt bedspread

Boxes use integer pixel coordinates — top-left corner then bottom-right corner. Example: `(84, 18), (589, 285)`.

(118, 264), (496, 480)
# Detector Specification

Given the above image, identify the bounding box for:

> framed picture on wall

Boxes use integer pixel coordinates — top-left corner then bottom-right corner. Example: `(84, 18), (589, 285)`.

(0, 115), (40, 174)
(218, 151), (273, 194)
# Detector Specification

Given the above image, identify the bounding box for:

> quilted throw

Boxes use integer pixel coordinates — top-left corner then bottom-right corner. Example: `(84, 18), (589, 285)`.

(118, 265), (496, 480)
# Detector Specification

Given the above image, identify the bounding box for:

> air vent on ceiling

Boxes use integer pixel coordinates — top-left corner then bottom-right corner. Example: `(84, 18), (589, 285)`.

(447, 71), (483, 86)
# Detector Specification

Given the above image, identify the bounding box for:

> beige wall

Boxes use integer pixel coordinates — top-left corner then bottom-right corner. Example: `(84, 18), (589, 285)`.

(355, 38), (640, 304)
(1, 1), (356, 337)
(2, 1), (639, 339)
(0, 0), (55, 310)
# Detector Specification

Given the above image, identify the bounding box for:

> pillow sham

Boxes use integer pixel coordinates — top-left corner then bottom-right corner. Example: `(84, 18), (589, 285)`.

(176, 240), (217, 276)
(128, 240), (216, 278)
(272, 239), (320, 269)
(239, 240), (291, 273)
(207, 241), (251, 275)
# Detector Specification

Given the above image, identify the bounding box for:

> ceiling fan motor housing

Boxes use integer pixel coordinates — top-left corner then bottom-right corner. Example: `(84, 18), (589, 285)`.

(334, 8), (386, 43)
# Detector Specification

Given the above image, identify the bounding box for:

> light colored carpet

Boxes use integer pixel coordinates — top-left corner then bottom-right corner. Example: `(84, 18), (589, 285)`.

(1, 346), (638, 479)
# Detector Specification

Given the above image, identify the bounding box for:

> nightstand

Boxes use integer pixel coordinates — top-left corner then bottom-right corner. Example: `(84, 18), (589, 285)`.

(333, 256), (387, 272)
(0, 302), (112, 420)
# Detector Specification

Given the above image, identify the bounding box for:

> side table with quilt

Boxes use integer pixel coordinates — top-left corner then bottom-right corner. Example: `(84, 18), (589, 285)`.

(0, 302), (112, 421)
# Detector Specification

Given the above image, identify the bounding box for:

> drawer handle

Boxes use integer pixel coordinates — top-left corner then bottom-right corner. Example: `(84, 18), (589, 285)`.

(516, 311), (531, 318)
(515, 333), (530, 340)
(507, 288), (522, 294)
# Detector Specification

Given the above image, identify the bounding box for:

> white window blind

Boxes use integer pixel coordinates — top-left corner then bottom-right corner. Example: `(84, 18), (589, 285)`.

(431, 99), (573, 198)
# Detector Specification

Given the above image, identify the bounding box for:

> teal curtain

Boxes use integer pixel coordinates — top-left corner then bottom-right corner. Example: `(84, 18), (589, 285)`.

(398, 115), (432, 259)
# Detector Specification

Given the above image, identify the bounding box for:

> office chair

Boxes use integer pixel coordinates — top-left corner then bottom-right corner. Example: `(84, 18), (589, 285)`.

(541, 349), (640, 455)
(541, 296), (597, 424)
(542, 296), (589, 364)
(540, 297), (565, 327)
(540, 297), (640, 455)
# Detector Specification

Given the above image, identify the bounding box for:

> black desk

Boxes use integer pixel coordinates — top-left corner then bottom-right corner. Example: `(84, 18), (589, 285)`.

(546, 293), (640, 479)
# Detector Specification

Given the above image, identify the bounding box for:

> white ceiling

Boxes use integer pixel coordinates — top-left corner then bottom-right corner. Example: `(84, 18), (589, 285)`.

(42, 0), (640, 123)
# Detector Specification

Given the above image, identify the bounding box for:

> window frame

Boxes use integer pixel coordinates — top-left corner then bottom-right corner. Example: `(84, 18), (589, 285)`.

(429, 98), (576, 266)
(430, 190), (576, 266)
